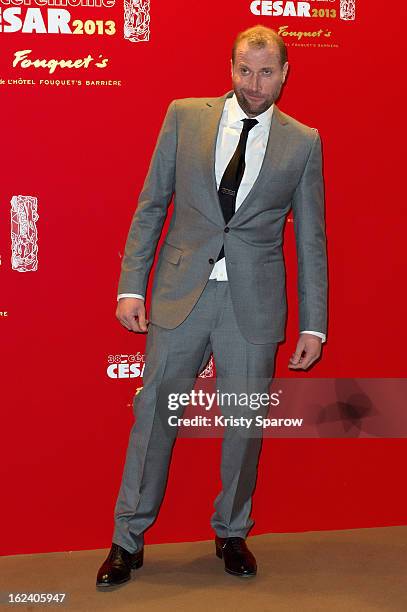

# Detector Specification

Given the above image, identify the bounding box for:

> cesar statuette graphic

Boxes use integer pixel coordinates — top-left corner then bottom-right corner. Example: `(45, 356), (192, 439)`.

(97, 24), (327, 587)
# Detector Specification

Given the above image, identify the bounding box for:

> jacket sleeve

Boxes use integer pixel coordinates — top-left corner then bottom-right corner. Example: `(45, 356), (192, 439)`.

(117, 100), (178, 296)
(291, 129), (328, 336)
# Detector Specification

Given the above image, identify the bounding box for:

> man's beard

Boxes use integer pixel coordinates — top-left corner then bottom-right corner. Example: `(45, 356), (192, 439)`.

(234, 86), (280, 117)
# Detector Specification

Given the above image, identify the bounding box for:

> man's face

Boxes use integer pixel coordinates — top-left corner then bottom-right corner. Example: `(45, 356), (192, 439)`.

(231, 41), (288, 117)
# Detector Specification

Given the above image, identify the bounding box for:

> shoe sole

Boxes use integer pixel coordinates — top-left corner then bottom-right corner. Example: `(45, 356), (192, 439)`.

(224, 567), (257, 578)
(96, 577), (131, 591)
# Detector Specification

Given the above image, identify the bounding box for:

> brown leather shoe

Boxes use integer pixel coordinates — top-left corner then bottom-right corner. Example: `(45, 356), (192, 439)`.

(215, 536), (257, 577)
(96, 543), (144, 589)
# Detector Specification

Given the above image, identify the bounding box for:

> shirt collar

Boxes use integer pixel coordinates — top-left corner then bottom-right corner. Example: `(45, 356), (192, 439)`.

(225, 93), (274, 130)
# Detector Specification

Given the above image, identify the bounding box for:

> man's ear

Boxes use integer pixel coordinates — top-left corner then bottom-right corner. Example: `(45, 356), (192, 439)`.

(282, 62), (289, 82)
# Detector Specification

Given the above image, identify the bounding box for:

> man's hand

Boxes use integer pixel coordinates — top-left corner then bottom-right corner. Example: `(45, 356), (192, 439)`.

(116, 298), (149, 333)
(288, 333), (322, 370)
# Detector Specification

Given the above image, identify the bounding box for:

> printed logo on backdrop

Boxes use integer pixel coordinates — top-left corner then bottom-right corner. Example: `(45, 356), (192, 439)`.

(107, 353), (146, 379)
(0, 0), (151, 88)
(124, 0), (150, 42)
(11, 195), (39, 272)
(249, 0), (356, 48)
(1, 195), (38, 319)
(107, 353), (215, 379)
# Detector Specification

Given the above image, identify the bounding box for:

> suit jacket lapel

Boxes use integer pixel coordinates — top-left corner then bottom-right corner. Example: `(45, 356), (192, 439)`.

(199, 91), (290, 226)
(229, 103), (289, 226)
(199, 90), (233, 226)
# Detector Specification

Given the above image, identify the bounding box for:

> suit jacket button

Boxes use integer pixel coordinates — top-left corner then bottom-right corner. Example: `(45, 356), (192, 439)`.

(224, 227), (230, 233)
(208, 258), (214, 264)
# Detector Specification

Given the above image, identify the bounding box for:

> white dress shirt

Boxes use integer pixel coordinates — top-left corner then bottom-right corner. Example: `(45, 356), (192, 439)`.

(118, 94), (326, 343)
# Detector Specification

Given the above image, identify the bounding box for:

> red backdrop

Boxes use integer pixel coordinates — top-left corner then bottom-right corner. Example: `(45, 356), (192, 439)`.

(1, 0), (406, 555)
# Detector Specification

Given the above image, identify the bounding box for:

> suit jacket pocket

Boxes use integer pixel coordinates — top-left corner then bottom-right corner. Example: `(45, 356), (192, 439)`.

(161, 242), (183, 265)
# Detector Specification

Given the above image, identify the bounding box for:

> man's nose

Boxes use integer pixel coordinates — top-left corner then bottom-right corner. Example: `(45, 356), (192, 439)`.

(248, 73), (260, 91)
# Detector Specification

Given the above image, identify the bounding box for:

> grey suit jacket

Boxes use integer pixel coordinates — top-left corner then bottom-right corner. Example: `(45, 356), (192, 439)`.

(118, 90), (327, 344)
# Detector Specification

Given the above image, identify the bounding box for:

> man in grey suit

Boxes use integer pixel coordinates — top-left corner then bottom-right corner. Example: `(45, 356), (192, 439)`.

(97, 24), (327, 587)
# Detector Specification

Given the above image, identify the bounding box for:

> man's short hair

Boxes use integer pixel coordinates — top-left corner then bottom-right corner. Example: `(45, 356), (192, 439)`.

(232, 25), (288, 68)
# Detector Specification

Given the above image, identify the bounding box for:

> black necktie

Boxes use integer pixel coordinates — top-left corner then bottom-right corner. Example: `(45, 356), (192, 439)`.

(216, 118), (258, 261)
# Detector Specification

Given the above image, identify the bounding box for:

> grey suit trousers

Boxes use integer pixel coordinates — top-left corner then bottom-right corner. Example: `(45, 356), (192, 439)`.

(112, 279), (278, 553)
